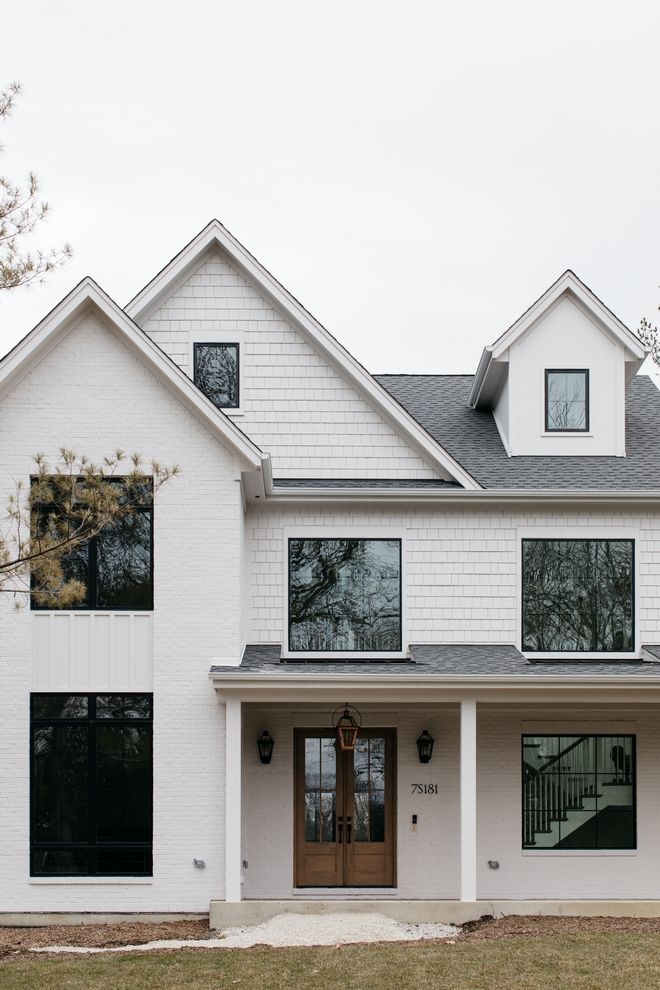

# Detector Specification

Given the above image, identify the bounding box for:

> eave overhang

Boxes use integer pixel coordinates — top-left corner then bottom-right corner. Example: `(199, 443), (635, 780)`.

(251, 488), (660, 507)
(210, 670), (660, 705)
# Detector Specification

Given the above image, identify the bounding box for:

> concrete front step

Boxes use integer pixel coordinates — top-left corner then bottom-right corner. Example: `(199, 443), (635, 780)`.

(209, 899), (660, 928)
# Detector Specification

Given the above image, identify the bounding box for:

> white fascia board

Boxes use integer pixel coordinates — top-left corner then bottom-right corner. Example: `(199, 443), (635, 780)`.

(262, 489), (660, 507)
(209, 671), (660, 704)
(125, 221), (481, 491)
(0, 277), (263, 471)
(491, 271), (648, 362)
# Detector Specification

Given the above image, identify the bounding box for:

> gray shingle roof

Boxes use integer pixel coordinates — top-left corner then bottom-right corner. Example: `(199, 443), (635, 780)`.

(375, 374), (660, 490)
(208, 644), (660, 678)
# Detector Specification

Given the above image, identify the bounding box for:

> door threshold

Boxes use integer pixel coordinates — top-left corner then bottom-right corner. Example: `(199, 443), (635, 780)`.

(292, 888), (398, 899)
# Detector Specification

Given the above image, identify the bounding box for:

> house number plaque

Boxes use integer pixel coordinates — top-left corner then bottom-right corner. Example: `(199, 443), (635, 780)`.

(410, 784), (438, 794)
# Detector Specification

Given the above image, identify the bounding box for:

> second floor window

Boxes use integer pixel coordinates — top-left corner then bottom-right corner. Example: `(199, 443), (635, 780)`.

(32, 482), (153, 611)
(545, 369), (589, 431)
(194, 343), (239, 409)
(522, 539), (634, 652)
(289, 538), (402, 652)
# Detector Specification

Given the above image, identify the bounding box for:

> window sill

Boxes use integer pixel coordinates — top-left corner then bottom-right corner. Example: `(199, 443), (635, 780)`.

(523, 652), (639, 662)
(541, 432), (593, 438)
(281, 651), (409, 661)
(29, 877), (154, 884)
(522, 849), (636, 857)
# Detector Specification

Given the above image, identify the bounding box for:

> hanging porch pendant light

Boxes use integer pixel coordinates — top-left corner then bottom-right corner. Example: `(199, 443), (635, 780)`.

(416, 729), (435, 764)
(332, 704), (362, 751)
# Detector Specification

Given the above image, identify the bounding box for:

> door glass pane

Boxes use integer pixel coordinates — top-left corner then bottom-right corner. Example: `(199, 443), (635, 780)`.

(304, 737), (336, 843)
(354, 737), (386, 843)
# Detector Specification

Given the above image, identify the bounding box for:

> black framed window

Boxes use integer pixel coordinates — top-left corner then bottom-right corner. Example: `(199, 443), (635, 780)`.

(545, 369), (589, 431)
(523, 734), (635, 849)
(289, 538), (402, 652)
(194, 343), (239, 409)
(31, 482), (153, 611)
(31, 694), (153, 876)
(522, 539), (634, 652)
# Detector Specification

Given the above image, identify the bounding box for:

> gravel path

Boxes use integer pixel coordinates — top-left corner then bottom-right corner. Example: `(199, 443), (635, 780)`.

(29, 912), (461, 954)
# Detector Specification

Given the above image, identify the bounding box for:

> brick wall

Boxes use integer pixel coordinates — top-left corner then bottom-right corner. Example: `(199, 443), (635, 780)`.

(0, 312), (238, 912)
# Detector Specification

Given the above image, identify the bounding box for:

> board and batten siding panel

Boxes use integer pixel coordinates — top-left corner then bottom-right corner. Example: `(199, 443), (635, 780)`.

(31, 613), (153, 691)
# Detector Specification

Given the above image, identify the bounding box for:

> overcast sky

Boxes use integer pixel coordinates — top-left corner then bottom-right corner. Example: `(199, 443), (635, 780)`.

(1, 1), (660, 378)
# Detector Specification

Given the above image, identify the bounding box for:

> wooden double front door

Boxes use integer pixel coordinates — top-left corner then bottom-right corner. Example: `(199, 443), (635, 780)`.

(294, 729), (396, 887)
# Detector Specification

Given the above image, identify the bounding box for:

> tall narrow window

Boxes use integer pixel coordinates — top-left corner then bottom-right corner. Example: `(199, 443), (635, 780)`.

(523, 734), (635, 849)
(289, 539), (402, 652)
(545, 369), (589, 431)
(31, 694), (153, 876)
(31, 482), (153, 610)
(194, 343), (239, 409)
(522, 539), (634, 652)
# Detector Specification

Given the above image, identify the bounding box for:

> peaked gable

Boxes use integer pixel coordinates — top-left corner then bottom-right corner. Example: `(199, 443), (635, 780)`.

(126, 221), (481, 489)
(468, 270), (648, 410)
(0, 278), (264, 472)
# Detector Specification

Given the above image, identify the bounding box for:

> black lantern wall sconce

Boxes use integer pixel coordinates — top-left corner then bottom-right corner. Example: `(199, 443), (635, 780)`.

(416, 729), (435, 764)
(332, 704), (362, 751)
(257, 731), (274, 764)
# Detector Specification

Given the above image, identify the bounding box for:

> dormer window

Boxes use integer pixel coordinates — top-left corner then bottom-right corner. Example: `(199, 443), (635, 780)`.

(194, 343), (239, 409)
(545, 369), (589, 432)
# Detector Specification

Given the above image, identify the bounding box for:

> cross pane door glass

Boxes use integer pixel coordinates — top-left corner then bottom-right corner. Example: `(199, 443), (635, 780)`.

(304, 738), (336, 842)
(353, 737), (385, 842)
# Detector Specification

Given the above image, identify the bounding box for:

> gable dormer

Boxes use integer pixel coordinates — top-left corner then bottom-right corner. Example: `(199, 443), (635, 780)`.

(467, 272), (649, 457)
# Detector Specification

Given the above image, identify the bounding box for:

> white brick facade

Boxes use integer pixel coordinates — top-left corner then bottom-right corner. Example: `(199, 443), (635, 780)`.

(1, 223), (659, 920)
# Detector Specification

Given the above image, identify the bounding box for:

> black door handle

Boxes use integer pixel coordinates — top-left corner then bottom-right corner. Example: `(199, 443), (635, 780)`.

(346, 823), (352, 844)
(338, 823), (343, 844)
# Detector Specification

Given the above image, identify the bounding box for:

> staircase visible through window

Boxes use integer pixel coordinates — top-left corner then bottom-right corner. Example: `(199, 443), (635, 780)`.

(522, 734), (635, 849)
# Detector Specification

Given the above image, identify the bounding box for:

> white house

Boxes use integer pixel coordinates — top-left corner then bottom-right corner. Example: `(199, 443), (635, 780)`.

(2, 220), (660, 926)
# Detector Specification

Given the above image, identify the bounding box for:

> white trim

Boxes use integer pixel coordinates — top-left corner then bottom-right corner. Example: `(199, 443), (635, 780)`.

(460, 699), (477, 902)
(516, 525), (640, 658)
(125, 221), (481, 490)
(225, 699), (243, 902)
(281, 526), (408, 660)
(29, 877), (154, 885)
(189, 330), (245, 417)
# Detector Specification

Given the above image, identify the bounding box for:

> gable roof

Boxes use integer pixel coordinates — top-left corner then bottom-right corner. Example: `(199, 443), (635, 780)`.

(468, 270), (649, 410)
(376, 373), (660, 490)
(0, 277), (264, 471)
(125, 220), (481, 490)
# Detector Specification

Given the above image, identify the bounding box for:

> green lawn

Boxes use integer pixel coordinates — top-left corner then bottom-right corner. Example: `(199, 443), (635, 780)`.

(3, 934), (660, 990)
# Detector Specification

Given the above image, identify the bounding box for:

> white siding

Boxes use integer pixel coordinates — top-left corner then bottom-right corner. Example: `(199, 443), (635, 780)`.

(249, 504), (660, 647)
(32, 613), (153, 691)
(140, 253), (439, 480)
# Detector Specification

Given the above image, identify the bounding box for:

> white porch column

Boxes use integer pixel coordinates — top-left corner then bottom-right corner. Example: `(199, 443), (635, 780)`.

(460, 698), (477, 903)
(225, 699), (242, 902)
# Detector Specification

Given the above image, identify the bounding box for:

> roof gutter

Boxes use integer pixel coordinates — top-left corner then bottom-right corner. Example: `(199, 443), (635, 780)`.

(262, 488), (660, 505)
